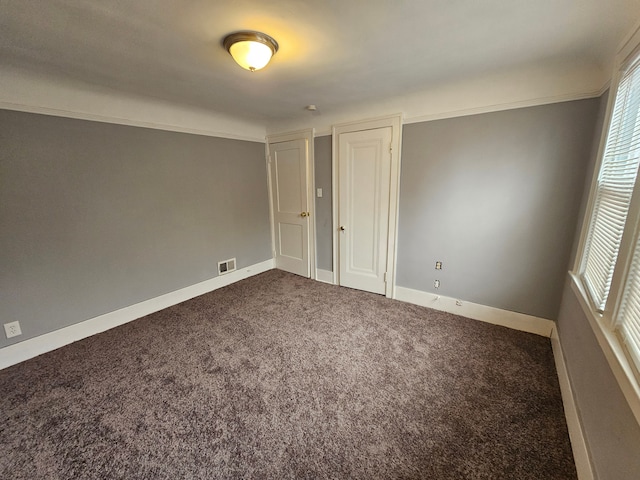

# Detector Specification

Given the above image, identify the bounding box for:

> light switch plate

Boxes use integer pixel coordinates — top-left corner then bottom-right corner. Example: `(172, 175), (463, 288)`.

(317, 188), (323, 198)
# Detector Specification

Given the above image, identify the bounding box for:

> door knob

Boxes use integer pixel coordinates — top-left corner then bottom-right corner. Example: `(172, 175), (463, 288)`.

(301, 211), (308, 217)
(340, 226), (345, 231)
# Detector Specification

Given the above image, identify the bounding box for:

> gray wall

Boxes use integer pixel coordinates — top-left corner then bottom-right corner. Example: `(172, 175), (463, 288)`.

(557, 282), (640, 480)
(557, 90), (640, 479)
(314, 135), (333, 271)
(396, 99), (600, 319)
(0, 109), (271, 348)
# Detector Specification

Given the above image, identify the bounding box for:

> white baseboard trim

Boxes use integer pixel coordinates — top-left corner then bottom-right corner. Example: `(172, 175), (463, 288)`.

(394, 286), (555, 337)
(0, 259), (274, 370)
(316, 269), (334, 284)
(551, 326), (594, 480)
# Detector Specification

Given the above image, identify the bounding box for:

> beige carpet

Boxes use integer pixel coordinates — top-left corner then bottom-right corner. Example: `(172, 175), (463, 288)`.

(0, 269), (576, 479)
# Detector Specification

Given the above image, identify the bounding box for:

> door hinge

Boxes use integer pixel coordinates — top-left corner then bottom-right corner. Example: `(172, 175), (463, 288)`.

(389, 143), (393, 154)
(384, 272), (388, 282)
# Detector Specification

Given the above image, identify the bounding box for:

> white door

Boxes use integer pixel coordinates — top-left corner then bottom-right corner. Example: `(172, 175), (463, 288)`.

(338, 127), (392, 294)
(269, 139), (311, 277)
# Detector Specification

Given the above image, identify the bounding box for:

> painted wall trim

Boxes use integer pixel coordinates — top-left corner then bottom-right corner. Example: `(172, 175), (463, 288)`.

(0, 101), (266, 143)
(551, 326), (595, 480)
(402, 90), (604, 126)
(394, 286), (555, 337)
(316, 269), (334, 284)
(0, 67), (266, 142)
(0, 259), (274, 370)
(267, 61), (608, 136)
(299, 90), (607, 138)
(299, 90), (599, 137)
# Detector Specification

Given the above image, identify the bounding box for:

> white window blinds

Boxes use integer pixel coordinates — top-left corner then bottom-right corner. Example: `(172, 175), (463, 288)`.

(617, 234), (640, 375)
(581, 59), (640, 312)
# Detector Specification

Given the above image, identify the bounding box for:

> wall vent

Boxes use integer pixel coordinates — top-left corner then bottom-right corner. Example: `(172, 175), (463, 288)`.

(218, 258), (236, 275)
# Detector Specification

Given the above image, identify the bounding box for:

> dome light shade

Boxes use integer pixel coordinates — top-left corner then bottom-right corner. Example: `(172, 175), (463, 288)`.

(223, 31), (279, 72)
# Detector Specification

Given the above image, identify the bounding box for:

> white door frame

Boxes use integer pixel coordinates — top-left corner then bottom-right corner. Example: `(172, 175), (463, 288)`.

(332, 114), (403, 298)
(266, 129), (317, 279)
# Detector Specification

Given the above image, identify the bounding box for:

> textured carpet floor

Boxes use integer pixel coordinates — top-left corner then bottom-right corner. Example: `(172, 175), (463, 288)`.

(0, 270), (576, 479)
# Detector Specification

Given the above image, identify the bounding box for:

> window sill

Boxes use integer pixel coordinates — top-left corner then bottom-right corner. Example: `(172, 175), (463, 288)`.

(570, 272), (640, 426)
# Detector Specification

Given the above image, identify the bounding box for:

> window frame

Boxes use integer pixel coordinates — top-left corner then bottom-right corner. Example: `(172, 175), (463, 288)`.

(573, 34), (640, 426)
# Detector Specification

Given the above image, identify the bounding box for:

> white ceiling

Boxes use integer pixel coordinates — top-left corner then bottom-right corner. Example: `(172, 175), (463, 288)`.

(2, 0), (640, 130)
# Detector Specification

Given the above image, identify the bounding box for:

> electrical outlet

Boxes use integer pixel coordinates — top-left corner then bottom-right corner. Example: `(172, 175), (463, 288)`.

(4, 321), (22, 339)
(434, 280), (440, 288)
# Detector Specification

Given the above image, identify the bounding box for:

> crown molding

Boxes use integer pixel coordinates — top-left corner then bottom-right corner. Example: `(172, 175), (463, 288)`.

(0, 67), (266, 143)
(293, 88), (606, 137)
(403, 89), (604, 125)
(267, 61), (609, 135)
(0, 101), (266, 143)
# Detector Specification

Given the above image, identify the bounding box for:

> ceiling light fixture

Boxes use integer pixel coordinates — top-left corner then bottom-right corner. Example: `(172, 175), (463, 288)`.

(223, 31), (279, 72)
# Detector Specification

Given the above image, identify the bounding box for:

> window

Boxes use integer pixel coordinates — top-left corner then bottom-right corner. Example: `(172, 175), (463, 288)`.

(579, 52), (640, 391)
(616, 233), (640, 378)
